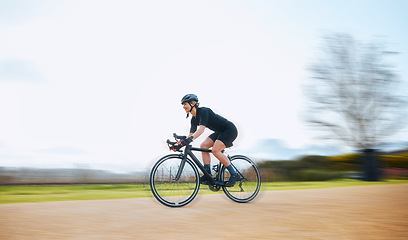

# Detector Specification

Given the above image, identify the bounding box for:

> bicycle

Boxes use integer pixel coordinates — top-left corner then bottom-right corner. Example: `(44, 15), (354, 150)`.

(149, 133), (261, 207)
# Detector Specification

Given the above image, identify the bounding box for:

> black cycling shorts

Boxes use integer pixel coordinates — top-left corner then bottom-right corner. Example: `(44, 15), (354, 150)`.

(208, 123), (238, 148)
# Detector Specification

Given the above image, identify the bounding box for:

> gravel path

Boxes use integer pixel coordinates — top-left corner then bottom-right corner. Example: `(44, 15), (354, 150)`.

(1, 184), (407, 240)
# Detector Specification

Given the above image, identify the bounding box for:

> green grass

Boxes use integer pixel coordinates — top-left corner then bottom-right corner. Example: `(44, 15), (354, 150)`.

(0, 184), (152, 204)
(260, 179), (408, 191)
(1, 179), (407, 204)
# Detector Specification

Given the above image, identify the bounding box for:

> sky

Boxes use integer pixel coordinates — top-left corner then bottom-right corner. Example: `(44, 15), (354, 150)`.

(1, 0), (407, 173)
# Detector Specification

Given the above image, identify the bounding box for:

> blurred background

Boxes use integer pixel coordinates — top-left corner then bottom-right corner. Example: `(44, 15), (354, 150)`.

(1, 0), (408, 184)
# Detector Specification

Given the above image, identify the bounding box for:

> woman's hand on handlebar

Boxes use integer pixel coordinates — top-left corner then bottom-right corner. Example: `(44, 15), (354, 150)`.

(179, 136), (193, 146)
(168, 133), (193, 152)
(167, 139), (180, 152)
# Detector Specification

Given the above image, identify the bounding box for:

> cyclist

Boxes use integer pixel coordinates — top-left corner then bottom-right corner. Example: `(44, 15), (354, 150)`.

(177, 94), (240, 187)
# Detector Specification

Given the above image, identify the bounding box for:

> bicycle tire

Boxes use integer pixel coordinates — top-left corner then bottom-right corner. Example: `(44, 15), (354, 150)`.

(150, 154), (200, 207)
(221, 155), (261, 203)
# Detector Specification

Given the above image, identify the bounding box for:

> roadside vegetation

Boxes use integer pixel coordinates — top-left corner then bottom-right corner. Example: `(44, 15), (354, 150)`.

(1, 179), (407, 204)
(259, 152), (408, 182)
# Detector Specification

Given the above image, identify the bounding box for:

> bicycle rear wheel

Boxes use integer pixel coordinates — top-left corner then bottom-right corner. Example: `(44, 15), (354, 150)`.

(221, 155), (261, 203)
(150, 154), (200, 207)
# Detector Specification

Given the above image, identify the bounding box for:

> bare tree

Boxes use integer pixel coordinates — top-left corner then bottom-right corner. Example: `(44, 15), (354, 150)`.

(305, 33), (407, 180)
(306, 33), (407, 150)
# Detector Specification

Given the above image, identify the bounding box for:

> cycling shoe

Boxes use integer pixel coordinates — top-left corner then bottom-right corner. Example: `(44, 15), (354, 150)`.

(200, 175), (211, 185)
(225, 174), (240, 187)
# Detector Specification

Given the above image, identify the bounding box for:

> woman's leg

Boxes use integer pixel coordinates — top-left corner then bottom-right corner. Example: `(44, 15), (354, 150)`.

(211, 140), (231, 167)
(212, 140), (239, 186)
(200, 137), (214, 165)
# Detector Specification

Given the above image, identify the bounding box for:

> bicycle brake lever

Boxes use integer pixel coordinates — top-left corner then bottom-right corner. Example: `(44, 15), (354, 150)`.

(171, 145), (183, 152)
(167, 139), (182, 152)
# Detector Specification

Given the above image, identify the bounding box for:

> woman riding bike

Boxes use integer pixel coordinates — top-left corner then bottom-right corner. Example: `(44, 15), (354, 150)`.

(177, 94), (240, 187)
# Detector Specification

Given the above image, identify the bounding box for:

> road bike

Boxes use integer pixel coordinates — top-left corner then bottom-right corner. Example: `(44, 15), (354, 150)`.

(149, 134), (261, 207)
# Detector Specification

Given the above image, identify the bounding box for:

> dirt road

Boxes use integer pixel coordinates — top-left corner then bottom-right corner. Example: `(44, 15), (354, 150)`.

(1, 184), (407, 240)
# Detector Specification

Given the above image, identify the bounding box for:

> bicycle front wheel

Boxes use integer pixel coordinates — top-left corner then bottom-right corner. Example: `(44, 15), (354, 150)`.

(221, 155), (261, 203)
(150, 154), (200, 207)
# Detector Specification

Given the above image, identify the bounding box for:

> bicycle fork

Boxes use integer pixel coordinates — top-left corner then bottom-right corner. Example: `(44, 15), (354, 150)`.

(173, 153), (187, 181)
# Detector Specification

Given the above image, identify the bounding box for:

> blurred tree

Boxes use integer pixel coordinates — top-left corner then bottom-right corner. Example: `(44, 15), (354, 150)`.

(305, 33), (407, 180)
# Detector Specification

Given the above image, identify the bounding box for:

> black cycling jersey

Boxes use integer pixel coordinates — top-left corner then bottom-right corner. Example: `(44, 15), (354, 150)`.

(190, 107), (231, 133)
(190, 107), (238, 148)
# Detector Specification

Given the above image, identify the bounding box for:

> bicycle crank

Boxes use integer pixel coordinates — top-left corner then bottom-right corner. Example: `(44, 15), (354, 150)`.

(208, 184), (221, 192)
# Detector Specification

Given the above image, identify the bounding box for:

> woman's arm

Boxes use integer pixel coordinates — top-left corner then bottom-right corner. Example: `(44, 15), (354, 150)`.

(177, 125), (205, 146)
(191, 125), (206, 140)
(175, 125), (205, 149)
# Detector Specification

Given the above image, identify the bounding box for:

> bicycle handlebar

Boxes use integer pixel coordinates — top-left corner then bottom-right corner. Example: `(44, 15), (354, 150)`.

(167, 133), (187, 152)
(173, 133), (186, 140)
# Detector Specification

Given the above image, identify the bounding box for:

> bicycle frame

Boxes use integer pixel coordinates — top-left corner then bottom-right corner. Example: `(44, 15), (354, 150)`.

(174, 145), (223, 185)
(173, 144), (245, 186)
